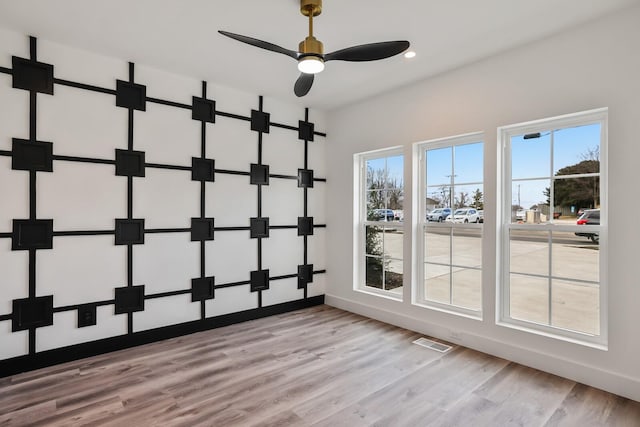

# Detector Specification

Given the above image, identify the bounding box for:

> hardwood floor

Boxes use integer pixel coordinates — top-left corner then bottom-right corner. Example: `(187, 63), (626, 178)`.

(1, 305), (638, 426)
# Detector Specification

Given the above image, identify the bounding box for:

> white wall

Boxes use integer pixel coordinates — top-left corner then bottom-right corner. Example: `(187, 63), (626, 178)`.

(325, 5), (640, 401)
(0, 28), (326, 362)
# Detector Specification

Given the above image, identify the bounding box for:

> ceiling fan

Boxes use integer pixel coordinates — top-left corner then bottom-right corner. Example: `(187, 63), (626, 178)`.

(219, 0), (410, 97)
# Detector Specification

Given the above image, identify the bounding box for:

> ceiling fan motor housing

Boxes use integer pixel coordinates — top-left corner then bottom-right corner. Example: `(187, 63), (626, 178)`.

(299, 36), (323, 57)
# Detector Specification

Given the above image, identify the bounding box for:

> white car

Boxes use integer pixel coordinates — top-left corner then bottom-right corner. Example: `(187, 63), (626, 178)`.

(448, 208), (480, 223)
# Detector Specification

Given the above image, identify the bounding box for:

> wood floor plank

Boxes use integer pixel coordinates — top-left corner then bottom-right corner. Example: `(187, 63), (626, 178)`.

(0, 305), (637, 427)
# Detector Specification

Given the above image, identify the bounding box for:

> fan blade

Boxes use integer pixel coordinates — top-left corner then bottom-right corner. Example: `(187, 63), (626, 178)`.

(325, 41), (410, 62)
(218, 30), (298, 60)
(294, 73), (314, 97)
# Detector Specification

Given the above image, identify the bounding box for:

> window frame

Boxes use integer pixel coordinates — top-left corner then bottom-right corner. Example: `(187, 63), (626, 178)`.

(413, 132), (484, 318)
(353, 146), (405, 300)
(498, 108), (608, 348)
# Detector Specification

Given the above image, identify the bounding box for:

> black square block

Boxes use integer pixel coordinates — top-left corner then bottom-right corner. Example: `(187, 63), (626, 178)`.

(12, 139), (53, 172)
(250, 217), (269, 239)
(297, 169), (314, 188)
(191, 276), (215, 302)
(191, 217), (215, 241)
(250, 269), (270, 292)
(192, 97), (216, 122)
(77, 304), (97, 328)
(12, 219), (53, 251)
(115, 149), (145, 177)
(192, 157), (215, 182)
(12, 56), (54, 94)
(250, 110), (270, 133)
(298, 264), (314, 289)
(116, 80), (146, 111)
(298, 217), (314, 236)
(12, 296), (54, 332)
(250, 163), (269, 185)
(115, 219), (145, 245)
(298, 120), (315, 141)
(114, 285), (145, 314)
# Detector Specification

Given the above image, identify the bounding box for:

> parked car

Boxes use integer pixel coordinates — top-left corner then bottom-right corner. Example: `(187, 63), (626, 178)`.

(575, 209), (600, 243)
(448, 208), (480, 223)
(393, 210), (404, 221)
(371, 208), (395, 221)
(477, 210), (484, 223)
(427, 208), (451, 222)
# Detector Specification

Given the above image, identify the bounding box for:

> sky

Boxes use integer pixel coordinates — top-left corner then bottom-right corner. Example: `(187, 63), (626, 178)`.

(366, 122), (601, 211)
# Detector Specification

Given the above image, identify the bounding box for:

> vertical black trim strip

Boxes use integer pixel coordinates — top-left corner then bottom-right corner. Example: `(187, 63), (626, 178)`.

(29, 93), (36, 141)
(28, 249), (36, 296)
(128, 110), (134, 151)
(28, 327), (36, 355)
(257, 96), (264, 307)
(199, 81), (208, 320)
(28, 36), (39, 353)
(303, 108), (310, 298)
(29, 171), (37, 219)
(126, 65), (135, 333)
(30, 36), (37, 61)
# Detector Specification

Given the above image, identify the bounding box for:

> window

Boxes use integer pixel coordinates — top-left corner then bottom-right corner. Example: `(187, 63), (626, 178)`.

(354, 148), (404, 298)
(415, 134), (484, 317)
(499, 108), (607, 346)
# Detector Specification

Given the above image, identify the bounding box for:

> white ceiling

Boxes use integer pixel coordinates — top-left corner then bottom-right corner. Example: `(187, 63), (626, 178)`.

(0, 0), (637, 111)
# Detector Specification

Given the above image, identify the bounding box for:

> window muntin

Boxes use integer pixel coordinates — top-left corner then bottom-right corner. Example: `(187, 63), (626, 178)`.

(417, 134), (484, 316)
(500, 109), (607, 344)
(355, 149), (404, 297)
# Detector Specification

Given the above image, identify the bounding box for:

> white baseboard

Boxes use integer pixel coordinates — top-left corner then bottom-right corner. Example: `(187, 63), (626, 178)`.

(325, 293), (640, 402)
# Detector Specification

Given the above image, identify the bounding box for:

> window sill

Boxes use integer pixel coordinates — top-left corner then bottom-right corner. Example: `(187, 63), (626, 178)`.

(496, 320), (607, 351)
(354, 286), (403, 302)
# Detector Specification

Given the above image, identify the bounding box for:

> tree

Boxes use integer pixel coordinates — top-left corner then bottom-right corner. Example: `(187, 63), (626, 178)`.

(553, 160), (599, 209)
(472, 188), (484, 209)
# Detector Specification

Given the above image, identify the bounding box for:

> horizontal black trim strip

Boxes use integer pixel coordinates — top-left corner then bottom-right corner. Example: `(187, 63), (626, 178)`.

(313, 269), (327, 274)
(145, 162), (191, 171)
(0, 232), (11, 238)
(0, 66), (11, 75)
(53, 299), (115, 313)
(214, 226), (251, 231)
(147, 97), (191, 110)
(0, 150), (11, 157)
(0, 314), (11, 322)
(53, 78), (116, 95)
(314, 178), (327, 182)
(270, 174), (297, 180)
(0, 296), (324, 377)
(270, 225), (297, 230)
(53, 230), (114, 237)
(215, 280), (251, 289)
(271, 122), (298, 132)
(270, 273), (298, 281)
(52, 154), (115, 165)
(216, 111), (251, 122)
(145, 289), (191, 300)
(314, 131), (327, 137)
(314, 224), (327, 228)
(215, 168), (250, 176)
(146, 228), (190, 234)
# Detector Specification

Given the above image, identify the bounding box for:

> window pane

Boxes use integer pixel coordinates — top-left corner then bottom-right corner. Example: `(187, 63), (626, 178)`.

(511, 132), (551, 180)
(425, 228), (450, 265)
(551, 279), (599, 335)
(553, 123), (601, 175)
(365, 256), (383, 288)
(510, 230), (549, 276)
(452, 184), (484, 213)
(426, 147), (452, 187)
(366, 158), (385, 188)
(384, 257), (403, 293)
(453, 228), (481, 267)
(553, 176), (600, 215)
(365, 226), (383, 257)
(425, 263), (450, 304)
(366, 190), (385, 218)
(383, 227), (403, 262)
(454, 142), (483, 184)
(386, 155), (404, 189)
(426, 185), (453, 211)
(452, 268), (482, 311)
(551, 231), (599, 283)
(511, 179), (550, 223)
(510, 274), (549, 325)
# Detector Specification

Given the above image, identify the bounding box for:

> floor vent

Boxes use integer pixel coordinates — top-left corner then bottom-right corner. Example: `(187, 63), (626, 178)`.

(412, 338), (453, 353)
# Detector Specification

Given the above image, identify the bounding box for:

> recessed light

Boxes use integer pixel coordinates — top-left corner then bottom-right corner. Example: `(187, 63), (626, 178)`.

(404, 51), (416, 59)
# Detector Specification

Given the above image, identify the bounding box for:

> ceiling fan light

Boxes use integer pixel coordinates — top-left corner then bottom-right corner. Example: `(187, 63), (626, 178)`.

(298, 56), (325, 74)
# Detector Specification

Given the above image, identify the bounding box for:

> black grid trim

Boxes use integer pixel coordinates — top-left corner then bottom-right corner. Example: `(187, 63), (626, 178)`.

(192, 157), (215, 182)
(298, 264), (314, 289)
(115, 219), (145, 245)
(192, 96), (216, 122)
(12, 219), (53, 250)
(114, 285), (145, 314)
(12, 296), (54, 331)
(298, 120), (315, 141)
(191, 277), (215, 302)
(115, 149), (145, 177)
(77, 304), (97, 328)
(12, 139), (53, 172)
(250, 163), (269, 185)
(250, 217), (270, 239)
(297, 169), (314, 188)
(12, 56), (54, 94)
(250, 269), (270, 292)
(298, 217), (314, 236)
(116, 80), (146, 111)
(191, 218), (215, 241)
(250, 109), (270, 133)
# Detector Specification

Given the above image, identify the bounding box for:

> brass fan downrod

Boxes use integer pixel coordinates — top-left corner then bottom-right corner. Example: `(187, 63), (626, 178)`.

(299, 0), (323, 58)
